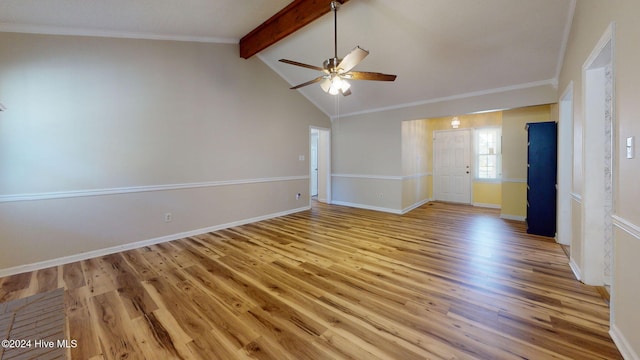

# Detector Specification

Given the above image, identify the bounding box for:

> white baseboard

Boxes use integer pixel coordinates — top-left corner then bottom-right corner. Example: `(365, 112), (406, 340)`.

(401, 198), (432, 214)
(331, 198), (431, 215)
(473, 202), (501, 209)
(610, 323), (640, 360)
(569, 257), (582, 281)
(500, 214), (526, 221)
(331, 201), (402, 214)
(0, 206), (310, 277)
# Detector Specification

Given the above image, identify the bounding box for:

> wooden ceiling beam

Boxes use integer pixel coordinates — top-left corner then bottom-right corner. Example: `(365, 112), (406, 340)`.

(239, 0), (349, 59)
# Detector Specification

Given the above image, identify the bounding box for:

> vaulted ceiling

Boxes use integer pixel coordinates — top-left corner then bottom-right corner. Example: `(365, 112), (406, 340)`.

(0, 0), (574, 117)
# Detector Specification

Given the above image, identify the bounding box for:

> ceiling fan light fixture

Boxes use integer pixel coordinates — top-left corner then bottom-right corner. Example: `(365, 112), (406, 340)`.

(278, 1), (396, 95)
(328, 75), (350, 95)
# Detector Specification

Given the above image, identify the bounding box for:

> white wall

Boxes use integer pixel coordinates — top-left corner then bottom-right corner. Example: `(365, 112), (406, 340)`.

(0, 32), (331, 273)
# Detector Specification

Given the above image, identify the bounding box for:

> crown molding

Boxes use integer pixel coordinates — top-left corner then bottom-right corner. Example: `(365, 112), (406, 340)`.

(0, 22), (238, 44)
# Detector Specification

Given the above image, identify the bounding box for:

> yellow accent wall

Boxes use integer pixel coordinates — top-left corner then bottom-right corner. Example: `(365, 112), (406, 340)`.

(473, 182), (502, 207)
(426, 112), (503, 206)
(501, 182), (528, 218)
(420, 105), (556, 214)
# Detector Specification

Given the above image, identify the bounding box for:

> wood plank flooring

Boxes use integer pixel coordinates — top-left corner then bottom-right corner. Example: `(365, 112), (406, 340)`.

(0, 201), (622, 359)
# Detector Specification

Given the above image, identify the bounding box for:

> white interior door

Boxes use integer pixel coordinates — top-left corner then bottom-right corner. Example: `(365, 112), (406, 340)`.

(434, 129), (472, 203)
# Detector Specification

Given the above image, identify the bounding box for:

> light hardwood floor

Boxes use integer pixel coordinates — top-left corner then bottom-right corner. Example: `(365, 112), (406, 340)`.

(0, 202), (622, 359)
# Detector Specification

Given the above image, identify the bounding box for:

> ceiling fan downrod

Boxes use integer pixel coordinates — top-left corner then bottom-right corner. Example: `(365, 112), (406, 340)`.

(331, 1), (340, 61)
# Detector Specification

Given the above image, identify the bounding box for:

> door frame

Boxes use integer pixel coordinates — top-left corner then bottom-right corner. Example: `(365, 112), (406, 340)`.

(557, 82), (574, 246)
(433, 128), (473, 204)
(310, 126), (331, 204)
(579, 22), (615, 286)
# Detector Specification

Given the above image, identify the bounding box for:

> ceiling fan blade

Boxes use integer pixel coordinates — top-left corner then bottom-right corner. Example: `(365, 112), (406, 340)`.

(279, 59), (326, 72)
(347, 71), (397, 81)
(290, 76), (326, 90)
(337, 46), (369, 72)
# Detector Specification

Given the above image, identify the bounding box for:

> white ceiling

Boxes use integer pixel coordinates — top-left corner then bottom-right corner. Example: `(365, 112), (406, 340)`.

(0, 0), (574, 118)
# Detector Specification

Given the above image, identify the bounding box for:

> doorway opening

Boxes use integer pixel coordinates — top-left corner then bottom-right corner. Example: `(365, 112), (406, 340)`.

(577, 23), (614, 287)
(310, 127), (331, 204)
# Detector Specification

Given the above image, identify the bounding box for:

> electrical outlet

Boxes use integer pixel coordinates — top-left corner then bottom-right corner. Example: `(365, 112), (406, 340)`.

(377, 193), (384, 199)
(296, 193), (301, 200)
(164, 213), (172, 222)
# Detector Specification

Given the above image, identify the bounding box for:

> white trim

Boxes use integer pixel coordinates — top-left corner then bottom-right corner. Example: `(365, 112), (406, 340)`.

(0, 206), (310, 278)
(0, 176), (308, 203)
(569, 257), (582, 281)
(570, 192), (582, 202)
(582, 22), (615, 72)
(310, 126), (332, 205)
(556, 81), (574, 247)
(330, 79), (557, 120)
(500, 214), (526, 221)
(474, 178), (502, 184)
(402, 173), (432, 180)
(331, 173), (431, 181)
(580, 23), (615, 286)
(0, 22), (238, 44)
(401, 198), (431, 214)
(502, 178), (527, 183)
(473, 202), (501, 209)
(612, 215), (640, 240)
(331, 173), (404, 181)
(610, 324), (640, 360)
(331, 200), (402, 215)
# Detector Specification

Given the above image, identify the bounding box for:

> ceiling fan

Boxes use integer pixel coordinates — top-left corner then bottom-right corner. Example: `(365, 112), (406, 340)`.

(279, 1), (397, 96)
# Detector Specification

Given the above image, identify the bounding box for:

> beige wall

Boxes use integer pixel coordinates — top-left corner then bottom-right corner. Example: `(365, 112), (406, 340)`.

(331, 85), (555, 213)
(558, 1), (640, 357)
(500, 105), (553, 219)
(0, 32), (331, 272)
(331, 109), (403, 212)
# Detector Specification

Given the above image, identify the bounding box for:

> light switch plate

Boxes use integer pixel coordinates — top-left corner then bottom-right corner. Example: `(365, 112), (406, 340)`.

(626, 136), (635, 159)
